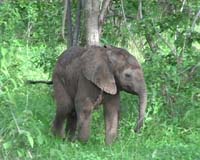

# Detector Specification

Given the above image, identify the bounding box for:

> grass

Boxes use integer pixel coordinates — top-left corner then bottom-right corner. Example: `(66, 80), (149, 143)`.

(0, 45), (200, 160)
(1, 84), (200, 160)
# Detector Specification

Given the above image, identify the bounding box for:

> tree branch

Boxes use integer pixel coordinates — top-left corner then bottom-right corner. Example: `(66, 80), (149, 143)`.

(99, 0), (111, 34)
(137, 0), (143, 19)
(145, 34), (159, 53)
(137, 0), (158, 53)
(120, 0), (126, 22)
(99, 0), (111, 24)
(192, 9), (200, 31)
(73, 0), (82, 46)
(156, 31), (176, 55)
(151, 19), (176, 55)
(62, 0), (74, 47)
(180, 0), (186, 12)
(62, 0), (68, 42)
(67, 0), (73, 47)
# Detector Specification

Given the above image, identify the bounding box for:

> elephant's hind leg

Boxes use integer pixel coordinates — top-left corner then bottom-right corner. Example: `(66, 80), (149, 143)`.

(66, 110), (77, 141)
(52, 75), (73, 138)
(75, 98), (93, 142)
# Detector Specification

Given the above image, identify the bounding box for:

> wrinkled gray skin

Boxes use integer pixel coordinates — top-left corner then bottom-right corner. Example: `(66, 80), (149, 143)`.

(52, 46), (147, 144)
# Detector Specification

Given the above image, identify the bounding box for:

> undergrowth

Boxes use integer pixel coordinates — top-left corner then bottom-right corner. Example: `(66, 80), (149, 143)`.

(0, 43), (199, 160)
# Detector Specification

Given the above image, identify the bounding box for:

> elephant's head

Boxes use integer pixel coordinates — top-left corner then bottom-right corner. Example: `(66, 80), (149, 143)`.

(106, 47), (147, 132)
(81, 46), (147, 133)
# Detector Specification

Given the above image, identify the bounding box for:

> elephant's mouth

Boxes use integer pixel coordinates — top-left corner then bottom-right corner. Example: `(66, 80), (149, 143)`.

(123, 85), (137, 95)
(126, 85), (132, 90)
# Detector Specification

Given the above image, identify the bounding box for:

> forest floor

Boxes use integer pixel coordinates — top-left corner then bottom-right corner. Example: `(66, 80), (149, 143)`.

(1, 71), (200, 160)
(0, 46), (200, 160)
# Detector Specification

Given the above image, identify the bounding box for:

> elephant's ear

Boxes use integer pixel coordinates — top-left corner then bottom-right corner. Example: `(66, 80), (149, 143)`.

(81, 47), (117, 95)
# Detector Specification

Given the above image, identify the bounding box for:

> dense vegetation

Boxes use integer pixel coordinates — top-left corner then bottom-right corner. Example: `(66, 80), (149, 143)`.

(0, 1), (200, 159)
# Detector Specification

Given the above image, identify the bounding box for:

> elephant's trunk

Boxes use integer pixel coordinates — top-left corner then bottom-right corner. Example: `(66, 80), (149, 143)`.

(134, 87), (147, 133)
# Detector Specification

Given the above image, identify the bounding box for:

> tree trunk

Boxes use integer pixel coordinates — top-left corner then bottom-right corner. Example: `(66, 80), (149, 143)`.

(85, 0), (100, 46)
(62, 0), (73, 47)
(62, 0), (110, 47)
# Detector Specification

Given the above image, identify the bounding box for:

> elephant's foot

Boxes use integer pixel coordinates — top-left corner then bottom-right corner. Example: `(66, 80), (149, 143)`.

(51, 122), (65, 139)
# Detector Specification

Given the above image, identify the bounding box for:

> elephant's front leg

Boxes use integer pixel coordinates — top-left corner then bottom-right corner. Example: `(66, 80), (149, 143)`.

(75, 98), (93, 142)
(103, 94), (120, 144)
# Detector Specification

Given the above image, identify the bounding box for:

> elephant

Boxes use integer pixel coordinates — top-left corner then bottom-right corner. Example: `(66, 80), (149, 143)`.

(51, 45), (147, 144)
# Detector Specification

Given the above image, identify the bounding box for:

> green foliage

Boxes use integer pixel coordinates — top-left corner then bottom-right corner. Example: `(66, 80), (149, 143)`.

(0, 0), (200, 159)
(0, 1), (64, 74)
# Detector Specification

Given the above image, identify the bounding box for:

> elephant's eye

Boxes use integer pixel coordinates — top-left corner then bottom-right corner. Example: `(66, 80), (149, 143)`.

(125, 73), (131, 78)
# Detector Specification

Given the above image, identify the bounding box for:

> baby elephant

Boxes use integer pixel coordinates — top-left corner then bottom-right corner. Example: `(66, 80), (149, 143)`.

(52, 46), (147, 144)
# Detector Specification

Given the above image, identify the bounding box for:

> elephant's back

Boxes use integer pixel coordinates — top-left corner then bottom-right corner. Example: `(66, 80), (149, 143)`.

(58, 47), (86, 66)
(52, 47), (86, 97)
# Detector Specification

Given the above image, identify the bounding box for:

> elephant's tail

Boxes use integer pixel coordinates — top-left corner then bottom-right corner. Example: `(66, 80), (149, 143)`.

(26, 80), (53, 85)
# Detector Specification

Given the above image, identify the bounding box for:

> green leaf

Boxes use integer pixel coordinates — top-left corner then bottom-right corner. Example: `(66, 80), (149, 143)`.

(37, 135), (44, 145)
(3, 141), (12, 149)
(26, 132), (34, 148)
